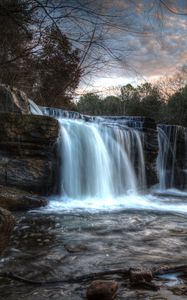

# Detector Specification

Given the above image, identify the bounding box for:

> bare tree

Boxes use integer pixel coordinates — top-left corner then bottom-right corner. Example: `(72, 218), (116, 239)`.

(1, 0), (186, 107)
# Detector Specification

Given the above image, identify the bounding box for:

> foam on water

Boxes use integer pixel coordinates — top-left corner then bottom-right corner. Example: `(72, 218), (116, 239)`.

(37, 193), (187, 214)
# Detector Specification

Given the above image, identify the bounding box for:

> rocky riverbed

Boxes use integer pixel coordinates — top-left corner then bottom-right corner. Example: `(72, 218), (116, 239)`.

(0, 198), (187, 300)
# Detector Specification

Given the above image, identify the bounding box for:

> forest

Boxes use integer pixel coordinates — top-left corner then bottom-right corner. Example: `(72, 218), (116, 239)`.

(77, 80), (187, 127)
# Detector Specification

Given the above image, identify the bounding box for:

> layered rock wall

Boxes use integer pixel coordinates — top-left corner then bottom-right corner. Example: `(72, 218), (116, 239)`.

(0, 113), (59, 195)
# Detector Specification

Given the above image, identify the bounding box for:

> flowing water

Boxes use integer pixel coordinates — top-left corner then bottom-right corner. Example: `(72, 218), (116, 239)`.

(34, 104), (148, 200)
(157, 125), (186, 191)
(1, 208), (187, 300)
(31, 105), (187, 213)
(1, 104), (186, 299)
(58, 118), (146, 199)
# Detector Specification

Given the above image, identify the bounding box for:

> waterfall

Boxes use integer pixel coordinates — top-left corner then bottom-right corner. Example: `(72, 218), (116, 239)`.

(58, 118), (146, 199)
(157, 124), (186, 190)
(29, 103), (146, 199)
(28, 100), (187, 213)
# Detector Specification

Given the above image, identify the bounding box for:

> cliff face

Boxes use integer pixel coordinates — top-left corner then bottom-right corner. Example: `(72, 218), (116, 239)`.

(0, 85), (60, 211)
(0, 113), (59, 195)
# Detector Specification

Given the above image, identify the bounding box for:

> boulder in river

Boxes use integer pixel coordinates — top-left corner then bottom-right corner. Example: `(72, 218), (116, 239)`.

(87, 280), (118, 300)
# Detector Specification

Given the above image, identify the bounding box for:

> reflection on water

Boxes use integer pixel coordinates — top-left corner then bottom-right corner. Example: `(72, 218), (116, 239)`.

(0, 192), (187, 299)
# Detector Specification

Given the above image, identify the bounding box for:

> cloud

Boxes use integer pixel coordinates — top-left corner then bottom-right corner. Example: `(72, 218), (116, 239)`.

(107, 2), (187, 81)
(72, 0), (187, 87)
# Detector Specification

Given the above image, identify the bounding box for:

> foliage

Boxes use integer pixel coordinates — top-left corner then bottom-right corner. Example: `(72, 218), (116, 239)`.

(77, 82), (187, 127)
(77, 93), (103, 115)
(77, 83), (163, 119)
(0, 0), (33, 86)
(26, 27), (81, 108)
(0, 0), (83, 108)
(102, 96), (122, 116)
(166, 85), (187, 127)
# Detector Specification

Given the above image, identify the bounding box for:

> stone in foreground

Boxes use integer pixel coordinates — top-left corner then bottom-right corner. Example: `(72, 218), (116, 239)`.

(87, 280), (118, 300)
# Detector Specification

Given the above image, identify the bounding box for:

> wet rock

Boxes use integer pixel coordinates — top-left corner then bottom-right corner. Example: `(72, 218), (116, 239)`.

(142, 126), (158, 187)
(86, 280), (118, 300)
(129, 268), (153, 283)
(129, 268), (159, 291)
(0, 185), (48, 210)
(65, 243), (88, 253)
(0, 113), (59, 195)
(0, 207), (15, 254)
(169, 285), (187, 296)
(0, 84), (30, 114)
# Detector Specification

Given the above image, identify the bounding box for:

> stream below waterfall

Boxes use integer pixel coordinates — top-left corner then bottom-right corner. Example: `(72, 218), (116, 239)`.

(1, 194), (187, 300)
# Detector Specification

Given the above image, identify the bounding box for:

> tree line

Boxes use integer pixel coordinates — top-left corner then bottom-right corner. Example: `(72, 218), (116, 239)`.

(77, 82), (187, 127)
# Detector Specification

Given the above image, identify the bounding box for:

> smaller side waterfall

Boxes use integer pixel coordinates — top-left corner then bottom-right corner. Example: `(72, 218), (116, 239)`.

(157, 125), (186, 190)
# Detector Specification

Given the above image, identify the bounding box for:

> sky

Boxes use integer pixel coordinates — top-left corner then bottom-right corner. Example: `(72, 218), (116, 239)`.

(69, 0), (187, 93)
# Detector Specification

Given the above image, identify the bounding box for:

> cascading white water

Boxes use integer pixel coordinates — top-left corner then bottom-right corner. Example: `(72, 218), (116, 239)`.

(29, 103), (146, 199)
(157, 126), (175, 190)
(58, 118), (146, 199)
(157, 125), (186, 190)
(29, 101), (187, 213)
